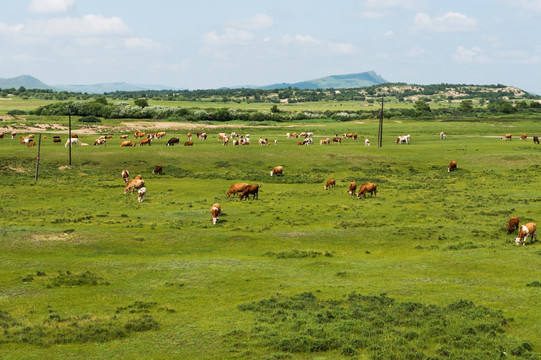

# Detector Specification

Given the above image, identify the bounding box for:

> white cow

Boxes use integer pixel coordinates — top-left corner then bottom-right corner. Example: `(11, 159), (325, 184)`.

(65, 138), (79, 147)
(137, 187), (147, 202)
(395, 135), (410, 144)
(365, 139), (370, 146)
(515, 222), (537, 246)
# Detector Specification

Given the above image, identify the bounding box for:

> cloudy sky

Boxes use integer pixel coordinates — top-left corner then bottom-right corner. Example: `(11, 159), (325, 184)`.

(1, 0), (541, 93)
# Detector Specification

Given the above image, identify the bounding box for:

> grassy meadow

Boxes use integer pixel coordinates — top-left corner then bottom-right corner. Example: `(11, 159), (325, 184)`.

(0, 116), (540, 359)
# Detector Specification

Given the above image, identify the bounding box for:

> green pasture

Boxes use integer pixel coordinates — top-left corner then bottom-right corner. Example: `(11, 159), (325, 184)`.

(0, 119), (540, 359)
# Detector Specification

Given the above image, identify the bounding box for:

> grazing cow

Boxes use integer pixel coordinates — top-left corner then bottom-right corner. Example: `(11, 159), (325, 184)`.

(332, 136), (342, 143)
(319, 138), (330, 145)
(121, 141), (136, 147)
(241, 139), (250, 145)
(226, 183), (249, 198)
(21, 138), (32, 144)
(124, 178), (145, 193)
(65, 138), (79, 147)
(198, 133), (207, 140)
(343, 133), (358, 139)
(137, 187), (147, 202)
(147, 133), (157, 140)
(232, 139), (239, 146)
(448, 160), (457, 172)
(184, 141), (194, 146)
(27, 141), (36, 147)
(515, 222), (537, 246)
(348, 182), (357, 196)
(365, 139), (370, 146)
(0, 133), (4, 139)
(187, 132), (192, 140)
(223, 136), (229, 146)
(121, 170), (130, 183)
(501, 134), (512, 141)
(440, 132), (446, 139)
(167, 137), (180, 146)
(93, 138), (106, 147)
(140, 138), (151, 146)
(357, 183), (377, 199)
(324, 179), (336, 190)
(11, 132), (16, 139)
(104, 135), (113, 139)
(297, 141), (303, 145)
(258, 137), (268, 145)
(506, 217), (520, 234)
(301, 137), (313, 145)
(218, 133), (227, 141)
(239, 184), (260, 200)
(152, 165), (163, 175)
(533, 136), (540, 144)
(210, 203), (221, 224)
(274, 140), (277, 145)
(155, 132), (166, 139)
(270, 166), (284, 176)
(396, 135), (411, 144)
(53, 137), (62, 143)
(120, 135), (129, 139)
(134, 132), (146, 139)
(520, 134), (527, 141)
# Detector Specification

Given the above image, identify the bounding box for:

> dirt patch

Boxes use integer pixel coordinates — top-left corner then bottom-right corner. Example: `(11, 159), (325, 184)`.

(5, 165), (26, 173)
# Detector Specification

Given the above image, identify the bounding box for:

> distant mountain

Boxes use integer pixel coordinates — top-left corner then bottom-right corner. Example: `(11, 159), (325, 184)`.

(0, 75), (180, 93)
(55, 82), (181, 93)
(0, 75), (54, 90)
(234, 71), (388, 90)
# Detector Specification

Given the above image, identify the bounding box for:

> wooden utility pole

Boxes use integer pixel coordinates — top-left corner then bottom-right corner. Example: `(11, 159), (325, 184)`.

(377, 97), (384, 147)
(68, 106), (72, 166)
(34, 134), (42, 183)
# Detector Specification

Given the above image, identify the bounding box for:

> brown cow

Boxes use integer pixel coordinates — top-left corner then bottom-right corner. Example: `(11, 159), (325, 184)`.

(515, 222), (537, 246)
(226, 183), (249, 198)
(134, 131), (146, 139)
(239, 184), (260, 200)
(210, 203), (221, 224)
(121, 141), (136, 147)
(94, 138), (106, 146)
(448, 160), (457, 172)
(140, 138), (151, 146)
(324, 179), (336, 190)
(348, 182), (357, 196)
(53, 137), (62, 143)
(357, 183), (377, 199)
(506, 217), (520, 234)
(120, 135), (129, 139)
(124, 179), (145, 193)
(184, 141), (194, 146)
(155, 132), (166, 139)
(187, 132), (192, 140)
(152, 165), (163, 175)
(0, 133), (4, 139)
(332, 137), (342, 143)
(520, 134), (527, 141)
(270, 166), (283, 176)
(501, 134), (512, 141)
(27, 141), (36, 147)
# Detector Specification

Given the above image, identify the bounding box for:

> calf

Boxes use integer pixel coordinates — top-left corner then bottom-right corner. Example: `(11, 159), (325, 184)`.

(120, 135), (129, 139)
(357, 183), (377, 199)
(448, 160), (457, 172)
(187, 132), (192, 140)
(506, 217), (520, 234)
(137, 187), (147, 202)
(210, 203), (221, 224)
(184, 141), (194, 146)
(53, 137), (62, 143)
(270, 166), (283, 176)
(324, 179), (336, 190)
(93, 138), (106, 146)
(152, 165), (163, 175)
(226, 183), (249, 198)
(348, 182), (357, 196)
(121, 169), (130, 183)
(239, 184), (260, 200)
(440, 131), (446, 139)
(533, 136), (539, 144)
(319, 138), (330, 145)
(515, 222), (537, 246)
(332, 137), (342, 143)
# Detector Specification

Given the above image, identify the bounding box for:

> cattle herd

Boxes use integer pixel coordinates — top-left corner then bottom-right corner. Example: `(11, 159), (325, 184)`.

(2, 128), (538, 243)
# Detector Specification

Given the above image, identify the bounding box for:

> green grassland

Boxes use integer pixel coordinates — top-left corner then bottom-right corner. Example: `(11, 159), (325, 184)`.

(0, 116), (540, 359)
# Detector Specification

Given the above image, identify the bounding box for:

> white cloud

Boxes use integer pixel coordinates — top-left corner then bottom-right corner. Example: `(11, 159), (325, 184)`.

(29, 0), (75, 14)
(453, 46), (491, 64)
(226, 13), (273, 30)
(280, 34), (321, 45)
(280, 34), (358, 54)
(201, 28), (254, 46)
(26, 15), (131, 38)
(404, 46), (425, 57)
(125, 37), (162, 51)
(0, 22), (24, 35)
(414, 12), (477, 32)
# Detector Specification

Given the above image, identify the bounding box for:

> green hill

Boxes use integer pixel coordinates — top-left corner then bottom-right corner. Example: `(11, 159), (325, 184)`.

(259, 71), (387, 90)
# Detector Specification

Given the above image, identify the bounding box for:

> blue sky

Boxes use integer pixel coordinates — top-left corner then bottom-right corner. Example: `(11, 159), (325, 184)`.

(1, 0), (541, 93)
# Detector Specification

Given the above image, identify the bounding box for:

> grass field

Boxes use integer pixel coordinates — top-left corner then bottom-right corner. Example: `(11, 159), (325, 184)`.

(0, 117), (540, 359)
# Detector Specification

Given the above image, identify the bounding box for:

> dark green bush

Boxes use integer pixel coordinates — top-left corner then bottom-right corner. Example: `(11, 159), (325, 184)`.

(78, 116), (101, 123)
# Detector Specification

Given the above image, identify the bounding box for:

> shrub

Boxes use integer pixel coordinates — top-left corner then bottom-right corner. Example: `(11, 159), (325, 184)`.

(78, 116), (102, 123)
